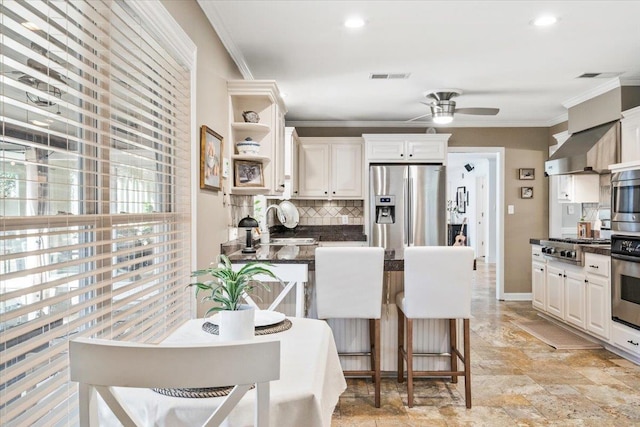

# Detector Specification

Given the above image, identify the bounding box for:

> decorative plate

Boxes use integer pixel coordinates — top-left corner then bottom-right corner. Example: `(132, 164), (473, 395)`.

(209, 310), (286, 327)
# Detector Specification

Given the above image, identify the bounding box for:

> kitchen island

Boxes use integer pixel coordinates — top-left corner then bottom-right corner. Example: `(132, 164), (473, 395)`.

(221, 234), (456, 373)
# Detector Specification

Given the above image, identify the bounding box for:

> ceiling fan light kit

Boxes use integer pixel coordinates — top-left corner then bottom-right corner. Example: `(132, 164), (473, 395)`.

(407, 89), (499, 124)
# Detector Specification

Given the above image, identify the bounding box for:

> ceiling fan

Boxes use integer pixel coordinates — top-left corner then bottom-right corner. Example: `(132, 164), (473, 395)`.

(407, 89), (499, 124)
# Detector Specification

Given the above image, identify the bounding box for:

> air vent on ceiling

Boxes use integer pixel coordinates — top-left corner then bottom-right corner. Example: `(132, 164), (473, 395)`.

(369, 73), (411, 80)
(578, 72), (623, 79)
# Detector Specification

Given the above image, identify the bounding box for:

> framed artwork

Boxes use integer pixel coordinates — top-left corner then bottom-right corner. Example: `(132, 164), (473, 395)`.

(456, 186), (466, 213)
(235, 160), (264, 187)
(200, 125), (224, 191)
(519, 168), (535, 180)
(521, 187), (534, 199)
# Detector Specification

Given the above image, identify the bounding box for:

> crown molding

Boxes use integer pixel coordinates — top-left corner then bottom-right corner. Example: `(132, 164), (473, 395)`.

(562, 78), (621, 109)
(546, 112), (568, 127)
(286, 118), (559, 128)
(128, 0), (196, 67)
(620, 77), (640, 86)
(197, 1), (253, 79)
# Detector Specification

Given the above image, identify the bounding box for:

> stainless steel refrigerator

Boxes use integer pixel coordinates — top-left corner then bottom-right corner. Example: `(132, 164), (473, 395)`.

(369, 164), (446, 257)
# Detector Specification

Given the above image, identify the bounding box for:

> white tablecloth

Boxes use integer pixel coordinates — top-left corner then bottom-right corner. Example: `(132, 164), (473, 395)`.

(98, 317), (346, 427)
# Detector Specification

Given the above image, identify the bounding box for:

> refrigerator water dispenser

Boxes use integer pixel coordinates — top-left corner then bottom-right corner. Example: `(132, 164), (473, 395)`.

(375, 195), (395, 224)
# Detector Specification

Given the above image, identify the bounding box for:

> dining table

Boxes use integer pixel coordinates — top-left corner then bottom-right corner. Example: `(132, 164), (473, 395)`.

(97, 316), (347, 427)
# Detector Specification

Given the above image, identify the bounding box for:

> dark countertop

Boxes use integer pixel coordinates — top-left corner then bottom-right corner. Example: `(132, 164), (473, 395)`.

(222, 225), (403, 270)
(225, 245), (404, 271)
(530, 238), (611, 256)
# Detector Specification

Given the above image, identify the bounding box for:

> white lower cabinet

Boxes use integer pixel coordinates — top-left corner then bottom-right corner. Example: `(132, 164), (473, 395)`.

(546, 264), (565, 319)
(564, 270), (587, 329)
(532, 261), (546, 311)
(611, 322), (640, 357)
(533, 250), (613, 343)
(585, 253), (611, 340)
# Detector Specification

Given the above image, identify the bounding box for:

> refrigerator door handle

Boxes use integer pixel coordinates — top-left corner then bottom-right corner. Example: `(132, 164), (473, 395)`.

(404, 176), (409, 245)
(407, 176), (413, 245)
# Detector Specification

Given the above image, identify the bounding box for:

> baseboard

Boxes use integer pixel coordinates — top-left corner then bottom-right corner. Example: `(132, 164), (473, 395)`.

(501, 292), (532, 301)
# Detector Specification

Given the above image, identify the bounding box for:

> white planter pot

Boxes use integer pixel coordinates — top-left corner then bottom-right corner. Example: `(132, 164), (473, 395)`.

(218, 305), (255, 341)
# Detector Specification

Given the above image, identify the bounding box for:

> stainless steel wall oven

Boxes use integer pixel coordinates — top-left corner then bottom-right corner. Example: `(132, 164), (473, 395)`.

(612, 169), (640, 232)
(611, 234), (640, 330)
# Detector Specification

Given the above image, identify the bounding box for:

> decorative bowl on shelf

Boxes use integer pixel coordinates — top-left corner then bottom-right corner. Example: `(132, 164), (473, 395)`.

(236, 137), (260, 155)
(242, 110), (260, 123)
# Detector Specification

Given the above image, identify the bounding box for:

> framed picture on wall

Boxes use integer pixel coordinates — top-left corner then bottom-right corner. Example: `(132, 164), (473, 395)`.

(521, 187), (534, 199)
(519, 168), (535, 180)
(235, 160), (264, 187)
(200, 125), (224, 191)
(456, 186), (466, 213)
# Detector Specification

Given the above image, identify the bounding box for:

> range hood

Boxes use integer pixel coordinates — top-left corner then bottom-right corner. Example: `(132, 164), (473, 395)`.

(545, 120), (619, 176)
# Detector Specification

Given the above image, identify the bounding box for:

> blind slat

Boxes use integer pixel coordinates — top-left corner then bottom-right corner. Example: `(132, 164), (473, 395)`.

(1, 1), (193, 424)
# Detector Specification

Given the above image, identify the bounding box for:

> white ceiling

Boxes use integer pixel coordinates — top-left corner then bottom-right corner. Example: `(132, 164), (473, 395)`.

(198, 1), (640, 128)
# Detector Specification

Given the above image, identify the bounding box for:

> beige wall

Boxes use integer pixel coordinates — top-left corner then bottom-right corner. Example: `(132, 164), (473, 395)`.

(296, 126), (550, 294)
(162, 0), (243, 315)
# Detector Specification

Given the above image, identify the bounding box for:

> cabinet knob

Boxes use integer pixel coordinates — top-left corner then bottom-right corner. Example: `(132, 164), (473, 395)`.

(409, 154), (413, 157)
(324, 191), (328, 194)
(294, 191), (298, 194)
(558, 273), (563, 277)
(280, 184), (285, 188)
(400, 153), (404, 157)
(332, 191), (336, 194)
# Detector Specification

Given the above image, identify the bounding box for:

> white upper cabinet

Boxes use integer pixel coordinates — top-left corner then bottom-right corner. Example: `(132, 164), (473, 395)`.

(363, 134), (450, 163)
(297, 137), (363, 199)
(227, 80), (286, 195)
(283, 127), (300, 199)
(621, 106), (640, 163)
(557, 174), (599, 203)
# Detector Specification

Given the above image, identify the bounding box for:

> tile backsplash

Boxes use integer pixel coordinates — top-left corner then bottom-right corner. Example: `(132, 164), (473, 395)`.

(228, 196), (364, 229)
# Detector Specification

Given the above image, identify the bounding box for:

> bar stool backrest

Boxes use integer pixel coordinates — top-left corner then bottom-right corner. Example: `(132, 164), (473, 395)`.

(403, 246), (474, 319)
(316, 247), (385, 319)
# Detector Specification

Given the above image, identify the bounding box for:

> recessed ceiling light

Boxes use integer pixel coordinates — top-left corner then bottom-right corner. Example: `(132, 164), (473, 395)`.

(344, 17), (366, 29)
(532, 15), (558, 27)
(22, 21), (41, 31)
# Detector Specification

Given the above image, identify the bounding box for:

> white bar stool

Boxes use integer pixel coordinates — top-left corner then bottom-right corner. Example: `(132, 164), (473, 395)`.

(396, 246), (474, 408)
(315, 246), (385, 408)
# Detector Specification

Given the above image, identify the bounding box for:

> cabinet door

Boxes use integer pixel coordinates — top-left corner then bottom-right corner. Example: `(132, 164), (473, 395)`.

(291, 133), (300, 197)
(298, 143), (330, 197)
(586, 274), (611, 340)
(331, 143), (362, 197)
(621, 108), (640, 163)
(273, 111), (286, 194)
(532, 261), (546, 311)
(406, 140), (446, 161)
(565, 270), (587, 329)
(546, 265), (565, 319)
(367, 140), (405, 161)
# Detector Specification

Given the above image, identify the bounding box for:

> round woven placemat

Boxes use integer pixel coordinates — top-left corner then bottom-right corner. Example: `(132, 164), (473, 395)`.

(201, 318), (292, 336)
(153, 386), (235, 398)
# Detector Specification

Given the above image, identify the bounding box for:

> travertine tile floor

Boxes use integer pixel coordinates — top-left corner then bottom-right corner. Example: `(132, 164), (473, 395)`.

(331, 260), (640, 426)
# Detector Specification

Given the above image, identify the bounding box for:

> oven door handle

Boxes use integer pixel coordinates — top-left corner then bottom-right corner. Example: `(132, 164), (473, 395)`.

(611, 253), (640, 263)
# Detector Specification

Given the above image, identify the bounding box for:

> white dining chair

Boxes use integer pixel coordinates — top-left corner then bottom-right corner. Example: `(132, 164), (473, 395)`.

(315, 246), (385, 407)
(397, 246), (474, 408)
(69, 337), (280, 427)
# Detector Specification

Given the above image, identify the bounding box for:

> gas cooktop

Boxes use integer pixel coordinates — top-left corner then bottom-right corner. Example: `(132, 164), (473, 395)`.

(539, 238), (611, 266)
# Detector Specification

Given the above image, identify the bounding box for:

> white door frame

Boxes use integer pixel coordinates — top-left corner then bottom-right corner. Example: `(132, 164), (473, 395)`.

(475, 175), (487, 259)
(448, 147), (505, 300)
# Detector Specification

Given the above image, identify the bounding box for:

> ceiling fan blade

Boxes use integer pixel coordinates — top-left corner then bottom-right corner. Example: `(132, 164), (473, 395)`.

(454, 107), (499, 116)
(405, 112), (432, 122)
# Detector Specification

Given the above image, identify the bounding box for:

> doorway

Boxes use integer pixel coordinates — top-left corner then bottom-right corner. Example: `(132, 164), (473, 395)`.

(447, 148), (505, 300)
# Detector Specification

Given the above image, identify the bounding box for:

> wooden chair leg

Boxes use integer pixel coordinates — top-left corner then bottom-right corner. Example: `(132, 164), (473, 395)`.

(464, 318), (472, 408)
(406, 318), (414, 408)
(397, 309), (404, 383)
(450, 319), (458, 384)
(374, 318), (381, 408)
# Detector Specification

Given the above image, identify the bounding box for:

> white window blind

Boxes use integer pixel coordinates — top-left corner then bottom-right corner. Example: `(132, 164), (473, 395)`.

(0, 1), (193, 425)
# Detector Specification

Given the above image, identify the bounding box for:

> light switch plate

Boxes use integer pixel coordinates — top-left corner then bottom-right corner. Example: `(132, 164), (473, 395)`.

(222, 158), (230, 179)
(508, 205), (515, 214)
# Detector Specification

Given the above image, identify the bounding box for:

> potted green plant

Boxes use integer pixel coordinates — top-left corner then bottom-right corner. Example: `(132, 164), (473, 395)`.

(189, 254), (279, 340)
